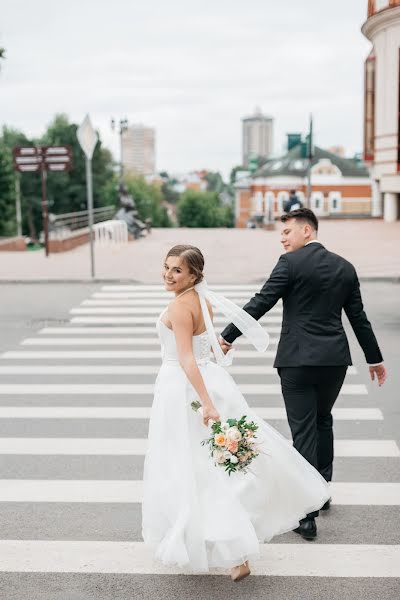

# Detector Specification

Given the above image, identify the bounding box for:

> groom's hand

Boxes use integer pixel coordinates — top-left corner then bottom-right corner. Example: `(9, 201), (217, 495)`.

(218, 336), (231, 355)
(369, 363), (387, 386)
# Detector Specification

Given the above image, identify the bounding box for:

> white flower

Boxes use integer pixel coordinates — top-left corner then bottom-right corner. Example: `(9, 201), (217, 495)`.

(223, 450), (233, 460)
(229, 455), (239, 464)
(213, 450), (226, 464)
(226, 426), (242, 442)
(221, 422), (229, 431)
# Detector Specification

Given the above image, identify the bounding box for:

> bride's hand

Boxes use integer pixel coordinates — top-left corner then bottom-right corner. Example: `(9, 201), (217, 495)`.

(202, 404), (220, 427)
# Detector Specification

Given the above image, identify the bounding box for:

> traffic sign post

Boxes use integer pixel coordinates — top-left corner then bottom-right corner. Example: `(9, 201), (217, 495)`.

(12, 146), (72, 256)
(77, 115), (98, 279)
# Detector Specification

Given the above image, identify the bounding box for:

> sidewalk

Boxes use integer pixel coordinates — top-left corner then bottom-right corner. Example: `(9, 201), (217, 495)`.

(0, 220), (399, 284)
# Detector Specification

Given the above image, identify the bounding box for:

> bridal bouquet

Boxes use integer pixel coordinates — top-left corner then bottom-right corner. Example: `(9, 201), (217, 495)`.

(191, 400), (260, 475)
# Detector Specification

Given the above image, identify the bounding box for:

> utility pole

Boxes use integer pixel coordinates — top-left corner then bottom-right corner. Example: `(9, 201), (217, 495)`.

(306, 114), (314, 208)
(111, 118), (129, 181)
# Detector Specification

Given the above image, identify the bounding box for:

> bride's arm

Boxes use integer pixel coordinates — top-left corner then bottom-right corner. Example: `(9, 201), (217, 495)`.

(168, 303), (220, 423)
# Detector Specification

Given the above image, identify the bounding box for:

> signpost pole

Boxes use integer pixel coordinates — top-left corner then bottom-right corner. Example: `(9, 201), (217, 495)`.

(86, 157), (95, 278)
(15, 173), (22, 237)
(77, 115), (98, 279)
(40, 152), (49, 257)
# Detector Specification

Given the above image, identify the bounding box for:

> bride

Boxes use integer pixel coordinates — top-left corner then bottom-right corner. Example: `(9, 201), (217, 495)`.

(142, 244), (330, 581)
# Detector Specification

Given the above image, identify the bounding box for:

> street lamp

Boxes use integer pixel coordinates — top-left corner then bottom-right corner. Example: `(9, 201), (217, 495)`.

(111, 117), (129, 181)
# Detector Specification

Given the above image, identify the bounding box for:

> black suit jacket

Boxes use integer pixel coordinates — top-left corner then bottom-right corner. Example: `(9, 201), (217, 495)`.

(221, 243), (383, 367)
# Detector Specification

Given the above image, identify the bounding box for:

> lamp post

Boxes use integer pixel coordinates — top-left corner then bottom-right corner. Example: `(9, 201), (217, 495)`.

(111, 117), (129, 181)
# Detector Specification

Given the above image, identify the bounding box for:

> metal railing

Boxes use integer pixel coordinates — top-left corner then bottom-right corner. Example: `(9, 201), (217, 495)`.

(48, 206), (116, 240)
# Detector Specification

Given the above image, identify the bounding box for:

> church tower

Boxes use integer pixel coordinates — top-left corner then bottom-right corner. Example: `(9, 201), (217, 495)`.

(362, 0), (400, 221)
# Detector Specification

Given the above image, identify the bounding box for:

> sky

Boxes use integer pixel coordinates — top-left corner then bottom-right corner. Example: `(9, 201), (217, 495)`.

(0, 0), (372, 179)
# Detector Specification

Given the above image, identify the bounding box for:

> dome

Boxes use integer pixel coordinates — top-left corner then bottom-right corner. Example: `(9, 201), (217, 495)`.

(368, 0), (400, 18)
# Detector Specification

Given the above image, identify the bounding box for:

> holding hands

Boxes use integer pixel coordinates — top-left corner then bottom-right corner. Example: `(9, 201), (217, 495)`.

(369, 363), (387, 386)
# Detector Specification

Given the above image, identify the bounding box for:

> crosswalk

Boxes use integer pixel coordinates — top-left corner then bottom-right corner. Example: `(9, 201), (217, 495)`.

(0, 283), (398, 582)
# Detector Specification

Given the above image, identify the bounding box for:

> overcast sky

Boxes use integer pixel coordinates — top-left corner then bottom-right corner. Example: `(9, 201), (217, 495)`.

(0, 0), (371, 178)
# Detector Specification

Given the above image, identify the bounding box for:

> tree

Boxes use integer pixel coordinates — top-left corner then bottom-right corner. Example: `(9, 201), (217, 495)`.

(124, 175), (172, 227)
(176, 190), (234, 228)
(0, 140), (16, 236)
(203, 171), (225, 194)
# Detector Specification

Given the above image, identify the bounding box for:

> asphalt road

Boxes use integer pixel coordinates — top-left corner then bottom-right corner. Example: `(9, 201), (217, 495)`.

(0, 281), (399, 600)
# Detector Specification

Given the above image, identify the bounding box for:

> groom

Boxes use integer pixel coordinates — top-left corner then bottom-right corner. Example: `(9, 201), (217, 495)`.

(219, 208), (386, 540)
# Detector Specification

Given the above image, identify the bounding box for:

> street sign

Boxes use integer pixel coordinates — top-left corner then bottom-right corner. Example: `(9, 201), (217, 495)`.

(77, 115), (98, 160)
(12, 145), (73, 257)
(13, 146), (72, 173)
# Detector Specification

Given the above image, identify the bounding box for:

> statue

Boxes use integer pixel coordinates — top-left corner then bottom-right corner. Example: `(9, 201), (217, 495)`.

(114, 183), (149, 239)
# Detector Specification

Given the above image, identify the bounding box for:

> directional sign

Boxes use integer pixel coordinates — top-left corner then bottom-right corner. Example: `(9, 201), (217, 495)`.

(13, 146), (73, 173)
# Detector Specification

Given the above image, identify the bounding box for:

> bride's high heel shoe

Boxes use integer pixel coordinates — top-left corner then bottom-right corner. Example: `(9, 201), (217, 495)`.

(230, 561), (251, 582)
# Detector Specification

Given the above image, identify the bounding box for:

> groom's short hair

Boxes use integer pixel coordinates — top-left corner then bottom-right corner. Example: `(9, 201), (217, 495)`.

(281, 208), (318, 232)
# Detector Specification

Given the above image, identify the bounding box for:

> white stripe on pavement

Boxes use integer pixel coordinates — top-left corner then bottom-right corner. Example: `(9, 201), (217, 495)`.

(0, 540), (398, 576)
(93, 291), (272, 299)
(102, 285), (263, 291)
(0, 481), (398, 505)
(0, 407), (382, 421)
(20, 337), (279, 347)
(0, 364), (358, 376)
(38, 326), (282, 335)
(81, 299), (282, 309)
(1, 350), (277, 360)
(70, 307), (283, 319)
(69, 317), (281, 324)
(0, 438), (396, 456)
(0, 383), (368, 395)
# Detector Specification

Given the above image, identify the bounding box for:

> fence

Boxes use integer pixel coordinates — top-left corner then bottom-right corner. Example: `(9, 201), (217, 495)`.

(93, 220), (128, 246)
(48, 206), (115, 240)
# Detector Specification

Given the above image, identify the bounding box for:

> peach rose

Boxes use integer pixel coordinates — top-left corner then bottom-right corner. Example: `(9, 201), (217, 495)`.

(214, 433), (226, 447)
(227, 440), (239, 453)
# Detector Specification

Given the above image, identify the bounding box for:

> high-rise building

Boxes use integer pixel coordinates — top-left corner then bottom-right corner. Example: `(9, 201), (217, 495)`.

(362, 0), (400, 221)
(122, 125), (156, 176)
(242, 107), (273, 168)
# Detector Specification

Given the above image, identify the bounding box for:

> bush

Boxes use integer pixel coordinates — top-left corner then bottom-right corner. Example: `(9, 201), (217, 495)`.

(177, 190), (234, 227)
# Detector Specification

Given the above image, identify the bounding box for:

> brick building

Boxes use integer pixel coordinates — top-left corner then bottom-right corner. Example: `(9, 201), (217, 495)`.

(234, 139), (375, 228)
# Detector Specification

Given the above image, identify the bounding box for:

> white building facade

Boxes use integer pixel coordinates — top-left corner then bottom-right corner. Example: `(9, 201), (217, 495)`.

(362, 0), (400, 221)
(122, 125), (156, 176)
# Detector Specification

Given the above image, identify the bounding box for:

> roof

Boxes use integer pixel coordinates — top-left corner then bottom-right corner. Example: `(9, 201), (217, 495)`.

(253, 145), (370, 179)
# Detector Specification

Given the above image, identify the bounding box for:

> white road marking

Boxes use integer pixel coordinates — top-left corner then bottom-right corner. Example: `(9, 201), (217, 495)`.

(0, 480), (399, 505)
(102, 285), (264, 291)
(0, 383), (368, 395)
(20, 337), (279, 346)
(1, 350), (277, 360)
(69, 316), (282, 324)
(0, 407), (381, 421)
(0, 438), (396, 456)
(81, 300), (282, 310)
(0, 364), (358, 375)
(0, 541), (398, 576)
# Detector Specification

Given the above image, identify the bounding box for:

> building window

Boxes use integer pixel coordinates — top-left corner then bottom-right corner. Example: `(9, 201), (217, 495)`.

(329, 192), (342, 213)
(311, 192), (324, 215)
(364, 50), (375, 162)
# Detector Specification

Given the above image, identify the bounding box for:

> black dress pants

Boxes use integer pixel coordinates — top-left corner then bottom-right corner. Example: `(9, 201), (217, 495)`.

(278, 366), (347, 519)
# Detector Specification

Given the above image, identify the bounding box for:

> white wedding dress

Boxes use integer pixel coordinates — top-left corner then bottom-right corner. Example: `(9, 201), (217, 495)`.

(142, 304), (331, 573)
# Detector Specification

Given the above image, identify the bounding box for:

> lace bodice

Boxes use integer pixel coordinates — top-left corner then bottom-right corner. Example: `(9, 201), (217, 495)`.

(157, 309), (211, 365)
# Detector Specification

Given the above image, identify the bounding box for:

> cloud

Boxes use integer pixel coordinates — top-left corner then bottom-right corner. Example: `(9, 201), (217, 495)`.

(0, 0), (372, 177)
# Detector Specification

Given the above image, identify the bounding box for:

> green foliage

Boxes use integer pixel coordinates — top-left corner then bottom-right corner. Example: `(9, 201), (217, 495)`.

(176, 190), (234, 228)
(124, 175), (172, 227)
(0, 115), (119, 238)
(0, 140), (16, 236)
(203, 171), (224, 193)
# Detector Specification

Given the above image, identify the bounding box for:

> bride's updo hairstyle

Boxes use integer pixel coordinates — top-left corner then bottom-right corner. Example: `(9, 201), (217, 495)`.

(165, 245), (204, 285)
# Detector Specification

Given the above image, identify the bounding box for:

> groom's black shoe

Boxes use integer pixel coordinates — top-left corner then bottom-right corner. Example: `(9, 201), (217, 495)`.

(293, 518), (317, 540)
(321, 498), (331, 511)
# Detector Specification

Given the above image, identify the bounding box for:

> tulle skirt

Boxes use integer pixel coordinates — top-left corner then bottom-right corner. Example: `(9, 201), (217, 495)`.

(142, 361), (330, 572)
